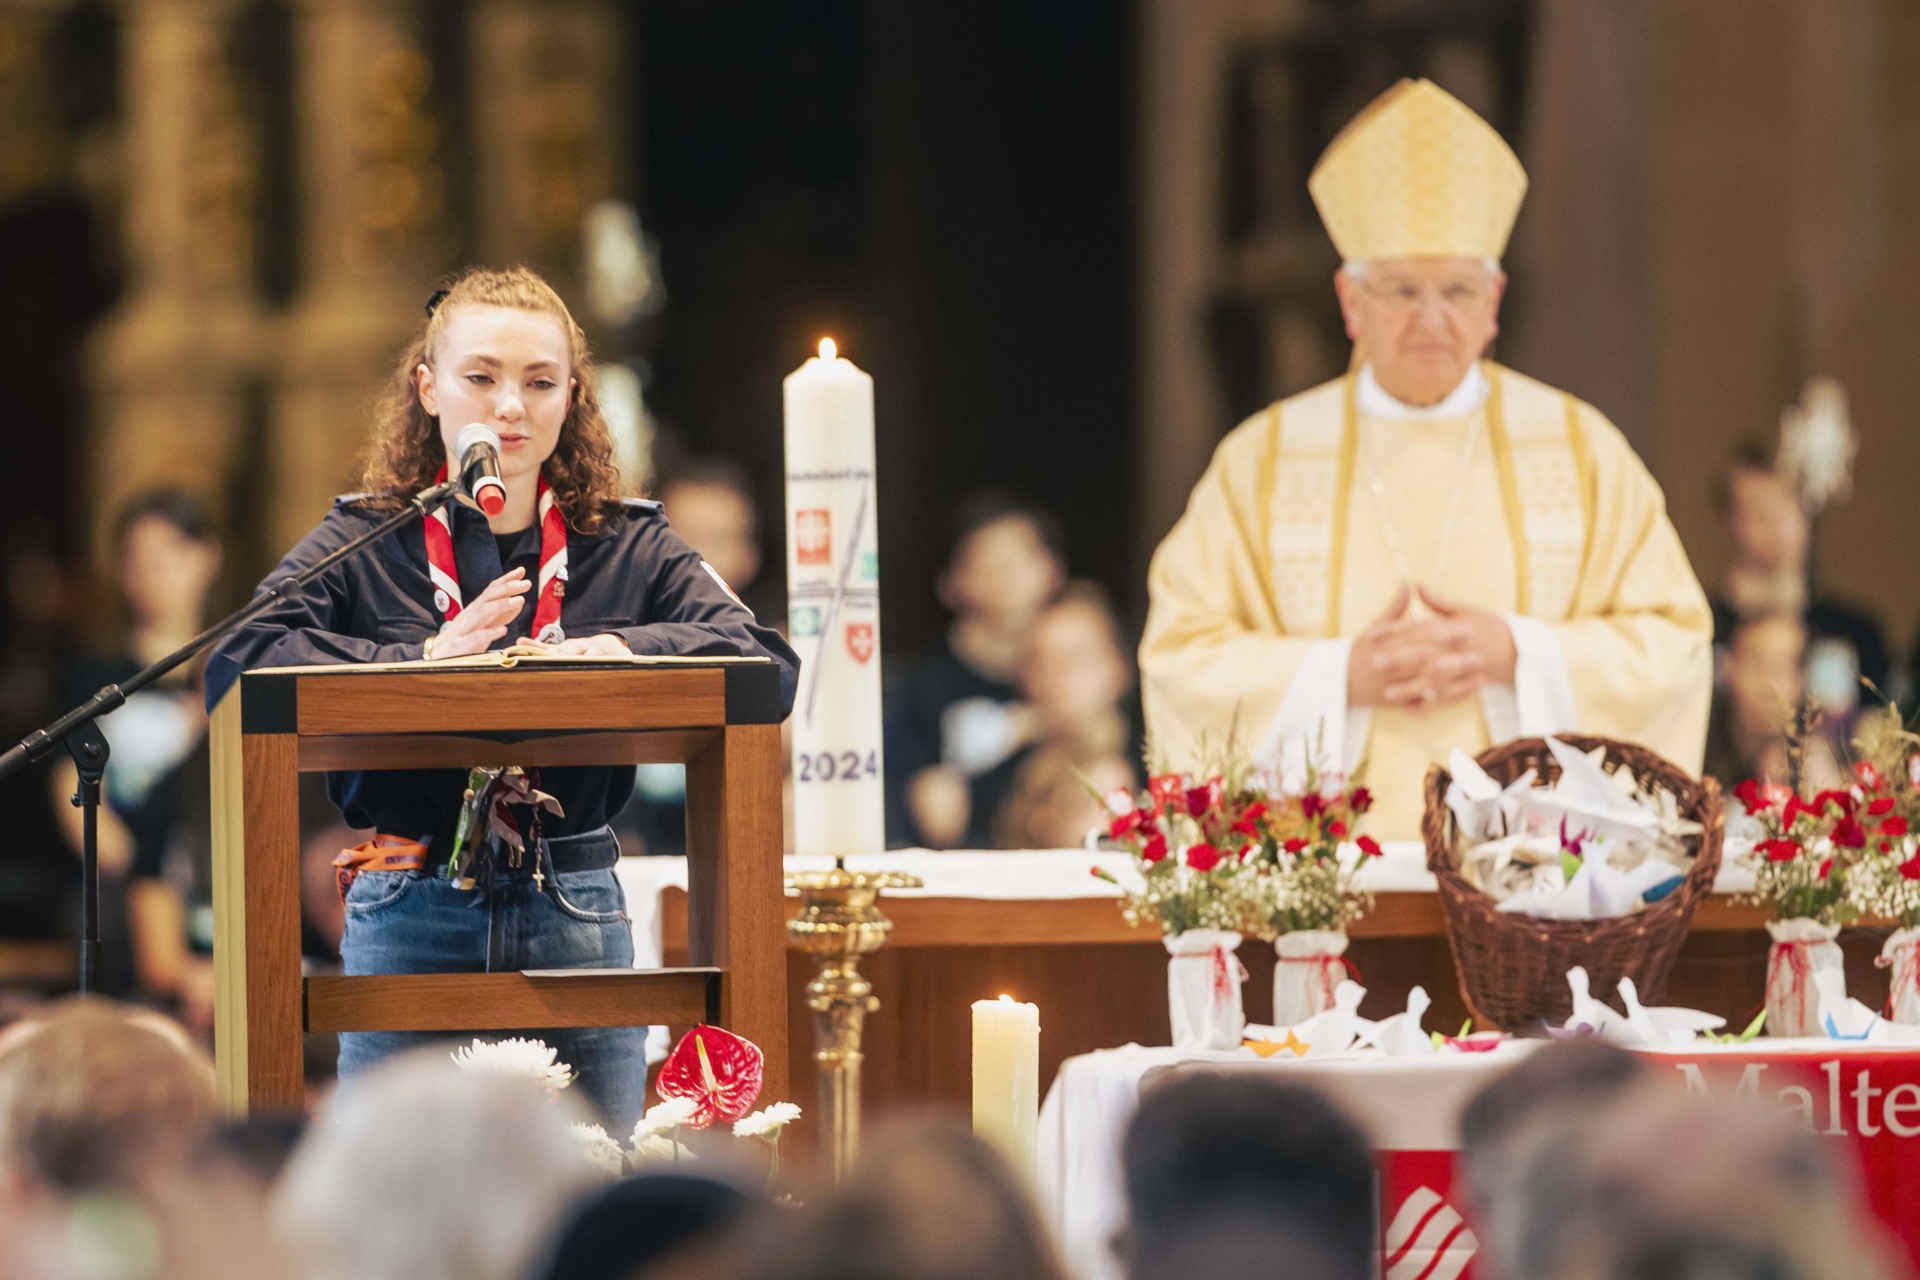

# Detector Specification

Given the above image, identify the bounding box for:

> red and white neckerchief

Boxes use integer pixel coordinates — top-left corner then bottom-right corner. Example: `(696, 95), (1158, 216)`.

(424, 466), (568, 643)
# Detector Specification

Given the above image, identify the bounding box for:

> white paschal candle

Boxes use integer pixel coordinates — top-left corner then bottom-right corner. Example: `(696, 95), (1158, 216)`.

(783, 338), (884, 858)
(972, 995), (1040, 1177)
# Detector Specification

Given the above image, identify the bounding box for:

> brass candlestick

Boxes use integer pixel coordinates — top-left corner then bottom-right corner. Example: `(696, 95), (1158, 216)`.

(785, 860), (921, 1183)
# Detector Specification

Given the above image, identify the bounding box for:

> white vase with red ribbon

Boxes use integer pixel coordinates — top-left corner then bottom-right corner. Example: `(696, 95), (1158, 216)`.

(1878, 927), (1920, 1026)
(1766, 917), (1844, 1037)
(1272, 929), (1349, 1027)
(1165, 928), (1246, 1050)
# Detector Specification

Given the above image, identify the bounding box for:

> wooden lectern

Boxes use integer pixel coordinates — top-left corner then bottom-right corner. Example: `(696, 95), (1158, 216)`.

(209, 658), (785, 1112)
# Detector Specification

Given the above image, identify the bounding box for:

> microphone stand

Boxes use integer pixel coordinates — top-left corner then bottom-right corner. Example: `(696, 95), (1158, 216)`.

(0, 477), (463, 993)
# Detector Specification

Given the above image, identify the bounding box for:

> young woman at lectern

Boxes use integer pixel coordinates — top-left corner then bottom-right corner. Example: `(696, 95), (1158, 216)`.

(205, 267), (799, 1127)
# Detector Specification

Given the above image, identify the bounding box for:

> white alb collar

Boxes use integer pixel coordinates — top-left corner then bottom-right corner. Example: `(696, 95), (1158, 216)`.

(1356, 363), (1489, 420)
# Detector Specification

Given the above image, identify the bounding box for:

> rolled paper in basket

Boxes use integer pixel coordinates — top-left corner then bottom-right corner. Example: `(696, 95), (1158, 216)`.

(1273, 930), (1349, 1028)
(1766, 918), (1843, 1038)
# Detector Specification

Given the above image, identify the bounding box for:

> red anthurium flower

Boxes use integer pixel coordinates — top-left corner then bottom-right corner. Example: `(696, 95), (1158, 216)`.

(1140, 832), (1169, 864)
(1782, 796), (1818, 826)
(1758, 839), (1802, 863)
(1232, 802), (1268, 836)
(1834, 818), (1868, 849)
(1858, 761), (1888, 790)
(1882, 815), (1910, 837)
(1327, 820), (1348, 838)
(1356, 835), (1383, 858)
(1870, 796), (1897, 816)
(656, 1025), (765, 1128)
(1734, 779), (1765, 811)
(1108, 807), (1146, 840)
(1902, 853), (1920, 882)
(1349, 787), (1373, 814)
(1148, 774), (1186, 811)
(1282, 838), (1309, 855)
(1185, 842), (1223, 872)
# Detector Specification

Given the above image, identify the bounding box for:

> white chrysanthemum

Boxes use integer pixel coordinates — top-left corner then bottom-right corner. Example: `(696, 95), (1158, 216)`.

(449, 1037), (574, 1095)
(572, 1123), (625, 1176)
(732, 1101), (802, 1140)
(629, 1096), (698, 1147)
(631, 1134), (699, 1163)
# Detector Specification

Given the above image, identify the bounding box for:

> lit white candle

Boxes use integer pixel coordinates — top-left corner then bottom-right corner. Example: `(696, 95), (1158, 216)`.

(783, 338), (884, 858)
(972, 994), (1040, 1176)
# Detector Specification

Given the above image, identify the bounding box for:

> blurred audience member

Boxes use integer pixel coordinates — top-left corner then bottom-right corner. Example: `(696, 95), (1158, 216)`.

(526, 1172), (759, 1280)
(1120, 1071), (1374, 1280)
(1457, 1038), (1648, 1254)
(1488, 1080), (1894, 1280)
(49, 490), (222, 996)
(682, 1117), (1066, 1280)
(274, 1049), (598, 1280)
(1703, 613), (1843, 792)
(1712, 446), (1888, 723)
(994, 583), (1140, 848)
(618, 458), (769, 858)
(892, 494), (1066, 848)
(0, 996), (217, 1197)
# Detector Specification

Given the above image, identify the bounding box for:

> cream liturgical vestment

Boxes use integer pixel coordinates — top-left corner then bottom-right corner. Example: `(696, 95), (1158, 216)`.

(1140, 361), (1713, 839)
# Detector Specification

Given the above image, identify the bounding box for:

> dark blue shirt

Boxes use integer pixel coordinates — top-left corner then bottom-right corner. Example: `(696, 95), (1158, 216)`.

(205, 495), (799, 839)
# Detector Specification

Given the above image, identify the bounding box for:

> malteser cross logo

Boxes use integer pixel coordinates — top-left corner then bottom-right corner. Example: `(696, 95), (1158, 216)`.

(796, 509), (832, 565)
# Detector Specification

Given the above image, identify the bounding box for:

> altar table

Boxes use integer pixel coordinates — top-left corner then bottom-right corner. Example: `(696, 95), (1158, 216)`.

(1037, 1041), (1920, 1280)
(612, 844), (1919, 1127)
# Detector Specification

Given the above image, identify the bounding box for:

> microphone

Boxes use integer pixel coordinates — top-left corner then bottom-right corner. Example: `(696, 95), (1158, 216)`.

(454, 423), (506, 517)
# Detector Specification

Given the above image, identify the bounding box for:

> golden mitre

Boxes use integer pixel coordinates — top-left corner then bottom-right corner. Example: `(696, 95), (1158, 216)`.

(1308, 78), (1528, 261)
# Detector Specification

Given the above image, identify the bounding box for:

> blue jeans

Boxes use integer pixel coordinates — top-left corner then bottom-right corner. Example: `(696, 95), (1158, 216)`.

(336, 826), (646, 1132)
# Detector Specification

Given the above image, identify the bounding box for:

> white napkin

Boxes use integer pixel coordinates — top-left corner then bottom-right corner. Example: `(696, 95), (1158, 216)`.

(1246, 980), (1370, 1057)
(1509, 739), (1659, 846)
(1564, 966), (1628, 1038)
(1494, 850), (1679, 920)
(1358, 986), (1436, 1057)
(1618, 976), (1724, 1045)
(1446, 749), (1537, 843)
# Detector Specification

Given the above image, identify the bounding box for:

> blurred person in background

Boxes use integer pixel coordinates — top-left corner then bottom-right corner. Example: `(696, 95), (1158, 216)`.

(1456, 1037), (1648, 1272)
(1703, 612), (1843, 794)
(617, 458), (769, 858)
(993, 582), (1141, 849)
(48, 491), (222, 996)
(890, 493), (1066, 848)
(0, 997), (218, 1201)
(1711, 445), (1889, 726)
(525, 1172), (762, 1280)
(273, 1049), (599, 1280)
(676, 1117), (1067, 1280)
(1486, 1079), (1896, 1280)
(1118, 1071), (1375, 1280)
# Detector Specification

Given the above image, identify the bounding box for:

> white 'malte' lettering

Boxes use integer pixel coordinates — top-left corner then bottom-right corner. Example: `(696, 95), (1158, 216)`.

(1823, 1060), (1847, 1136)
(1887, 1084), (1920, 1137)
(1854, 1071), (1884, 1137)
(1677, 1062), (1765, 1104)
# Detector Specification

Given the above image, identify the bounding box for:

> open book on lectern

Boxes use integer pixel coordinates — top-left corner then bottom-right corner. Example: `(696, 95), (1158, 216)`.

(259, 645), (774, 676)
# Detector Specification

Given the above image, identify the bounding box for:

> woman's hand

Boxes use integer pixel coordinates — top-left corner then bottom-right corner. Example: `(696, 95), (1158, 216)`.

(426, 567), (530, 658)
(524, 633), (633, 657)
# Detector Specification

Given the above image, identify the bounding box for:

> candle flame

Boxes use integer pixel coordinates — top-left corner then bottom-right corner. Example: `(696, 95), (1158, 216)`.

(818, 337), (837, 361)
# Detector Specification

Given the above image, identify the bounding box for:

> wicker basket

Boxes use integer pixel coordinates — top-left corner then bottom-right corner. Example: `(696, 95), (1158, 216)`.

(1421, 735), (1724, 1031)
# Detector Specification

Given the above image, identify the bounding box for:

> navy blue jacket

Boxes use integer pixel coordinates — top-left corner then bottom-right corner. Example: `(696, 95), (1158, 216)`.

(206, 495), (799, 839)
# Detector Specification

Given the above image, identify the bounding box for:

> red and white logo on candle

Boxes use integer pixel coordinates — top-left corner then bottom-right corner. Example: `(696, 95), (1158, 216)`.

(845, 622), (875, 665)
(796, 509), (832, 565)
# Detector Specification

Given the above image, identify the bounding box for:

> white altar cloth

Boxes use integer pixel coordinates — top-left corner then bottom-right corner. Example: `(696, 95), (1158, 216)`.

(1035, 1042), (1538, 1280)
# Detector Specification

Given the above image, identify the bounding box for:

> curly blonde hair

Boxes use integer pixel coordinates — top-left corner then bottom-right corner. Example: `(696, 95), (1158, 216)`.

(360, 265), (625, 534)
